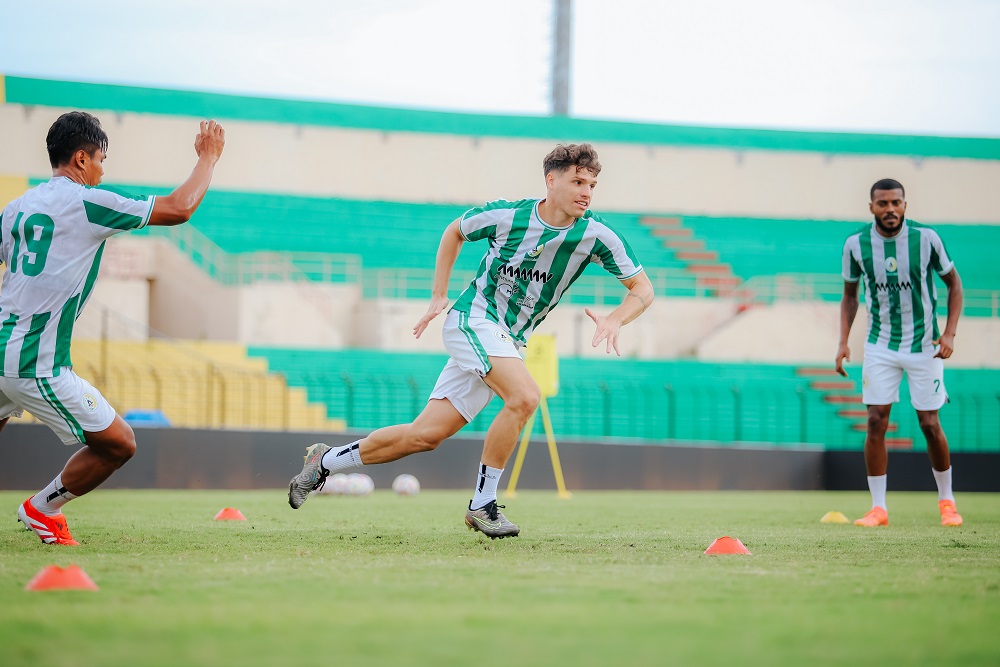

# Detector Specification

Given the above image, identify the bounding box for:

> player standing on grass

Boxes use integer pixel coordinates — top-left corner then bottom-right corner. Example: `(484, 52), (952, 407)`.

(289, 143), (654, 538)
(0, 111), (225, 545)
(836, 178), (963, 527)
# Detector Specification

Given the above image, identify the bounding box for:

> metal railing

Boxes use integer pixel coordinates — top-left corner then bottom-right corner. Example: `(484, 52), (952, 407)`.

(139, 227), (999, 317)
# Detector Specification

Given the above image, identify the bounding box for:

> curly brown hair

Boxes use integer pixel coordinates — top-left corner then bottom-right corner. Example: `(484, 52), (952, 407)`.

(542, 143), (602, 177)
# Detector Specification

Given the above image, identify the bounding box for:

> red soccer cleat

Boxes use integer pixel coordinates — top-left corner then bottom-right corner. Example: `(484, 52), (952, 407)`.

(17, 499), (79, 546)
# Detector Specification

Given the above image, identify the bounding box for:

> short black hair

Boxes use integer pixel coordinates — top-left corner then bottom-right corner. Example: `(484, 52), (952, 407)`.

(46, 111), (109, 168)
(870, 178), (905, 200)
(542, 143), (602, 176)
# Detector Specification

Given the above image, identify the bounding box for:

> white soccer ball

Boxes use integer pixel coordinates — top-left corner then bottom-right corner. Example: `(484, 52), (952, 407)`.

(347, 473), (374, 496)
(392, 473), (420, 496)
(328, 472), (350, 495)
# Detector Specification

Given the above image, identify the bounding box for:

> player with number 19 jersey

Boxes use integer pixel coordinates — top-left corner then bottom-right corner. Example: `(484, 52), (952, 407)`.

(0, 177), (155, 378)
(452, 198), (642, 345)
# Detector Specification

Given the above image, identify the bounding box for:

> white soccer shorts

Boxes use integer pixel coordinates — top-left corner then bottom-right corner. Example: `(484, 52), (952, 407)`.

(861, 343), (947, 411)
(428, 309), (523, 422)
(0, 370), (117, 444)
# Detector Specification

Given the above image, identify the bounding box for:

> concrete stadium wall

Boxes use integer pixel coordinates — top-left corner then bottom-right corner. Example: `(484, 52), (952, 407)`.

(3, 423), (998, 493)
(3, 105), (1000, 224)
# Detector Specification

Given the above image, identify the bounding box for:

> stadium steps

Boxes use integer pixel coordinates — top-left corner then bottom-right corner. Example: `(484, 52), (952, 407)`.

(796, 366), (913, 450)
(639, 216), (745, 297)
(10, 340), (345, 432)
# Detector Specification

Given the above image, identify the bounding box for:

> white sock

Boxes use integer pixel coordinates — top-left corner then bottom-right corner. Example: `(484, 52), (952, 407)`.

(321, 440), (364, 473)
(867, 474), (888, 510)
(30, 474), (77, 516)
(932, 467), (954, 502)
(471, 464), (503, 509)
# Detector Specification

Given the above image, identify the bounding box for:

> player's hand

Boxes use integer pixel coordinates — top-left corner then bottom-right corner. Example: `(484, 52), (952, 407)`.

(194, 120), (225, 164)
(933, 333), (955, 359)
(835, 343), (851, 377)
(413, 295), (450, 339)
(585, 307), (622, 356)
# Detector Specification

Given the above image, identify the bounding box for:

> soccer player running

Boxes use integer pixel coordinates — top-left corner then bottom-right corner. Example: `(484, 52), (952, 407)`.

(0, 111), (226, 545)
(836, 178), (963, 527)
(289, 144), (654, 538)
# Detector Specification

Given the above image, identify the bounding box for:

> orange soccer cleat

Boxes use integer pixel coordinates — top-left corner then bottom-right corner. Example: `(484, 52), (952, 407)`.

(854, 506), (889, 527)
(939, 500), (963, 527)
(17, 499), (80, 546)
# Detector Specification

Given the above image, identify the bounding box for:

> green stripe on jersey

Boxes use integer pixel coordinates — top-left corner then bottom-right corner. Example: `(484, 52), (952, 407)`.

(83, 200), (144, 230)
(19, 312), (51, 377)
(80, 242), (106, 307)
(513, 219), (591, 339)
(882, 240), (903, 351)
(53, 294), (81, 369)
(907, 229), (926, 352)
(489, 206), (531, 326)
(0, 313), (20, 370)
(858, 232), (881, 344)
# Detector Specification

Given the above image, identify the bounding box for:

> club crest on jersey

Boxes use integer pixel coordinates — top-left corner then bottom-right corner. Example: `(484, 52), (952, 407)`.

(493, 329), (512, 343)
(885, 257), (897, 273)
(83, 393), (98, 412)
(527, 244), (545, 259)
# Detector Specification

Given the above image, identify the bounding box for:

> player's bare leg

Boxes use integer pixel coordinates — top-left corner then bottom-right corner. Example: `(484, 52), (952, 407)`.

(19, 415), (136, 545)
(288, 399), (467, 509)
(464, 357), (539, 538)
(918, 409), (962, 526)
(855, 404), (892, 526)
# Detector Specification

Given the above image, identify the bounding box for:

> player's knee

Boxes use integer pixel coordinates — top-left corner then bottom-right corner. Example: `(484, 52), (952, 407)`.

(866, 411), (890, 434)
(917, 412), (941, 434)
(506, 386), (540, 419)
(406, 428), (443, 453)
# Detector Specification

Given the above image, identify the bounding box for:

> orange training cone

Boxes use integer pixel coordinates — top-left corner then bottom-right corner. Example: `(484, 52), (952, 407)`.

(25, 564), (99, 591)
(213, 507), (247, 521)
(704, 536), (751, 555)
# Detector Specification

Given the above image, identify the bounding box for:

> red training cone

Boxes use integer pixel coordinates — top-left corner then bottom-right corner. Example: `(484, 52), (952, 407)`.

(704, 536), (751, 555)
(213, 507), (247, 521)
(25, 564), (99, 591)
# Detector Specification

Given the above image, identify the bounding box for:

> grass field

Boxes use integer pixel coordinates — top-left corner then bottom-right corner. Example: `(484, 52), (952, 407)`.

(2, 489), (999, 667)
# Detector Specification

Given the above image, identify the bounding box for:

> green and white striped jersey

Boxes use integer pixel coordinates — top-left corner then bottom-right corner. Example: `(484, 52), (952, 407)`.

(452, 198), (642, 345)
(842, 220), (954, 353)
(0, 177), (155, 377)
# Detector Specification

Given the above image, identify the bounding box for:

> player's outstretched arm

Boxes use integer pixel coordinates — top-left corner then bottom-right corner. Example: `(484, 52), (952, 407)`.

(934, 267), (963, 359)
(413, 218), (465, 339)
(585, 271), (654, 356)
(149, 120), (226, 226)
(835, 281), (859, 376)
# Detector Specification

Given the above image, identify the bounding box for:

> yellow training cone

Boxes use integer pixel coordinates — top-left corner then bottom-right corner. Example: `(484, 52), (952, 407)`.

(820, 511), (850, 524)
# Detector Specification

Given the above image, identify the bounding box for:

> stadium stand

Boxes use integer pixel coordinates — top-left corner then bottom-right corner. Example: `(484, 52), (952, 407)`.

(2, 75), (999, 451)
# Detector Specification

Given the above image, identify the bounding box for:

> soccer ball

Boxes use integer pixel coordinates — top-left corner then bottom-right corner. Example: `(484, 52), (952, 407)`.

(311, 472), (346, 496)
(328, 472), (350, 495)
(347, 473), (374, 496)
(392, 473), (420, 496)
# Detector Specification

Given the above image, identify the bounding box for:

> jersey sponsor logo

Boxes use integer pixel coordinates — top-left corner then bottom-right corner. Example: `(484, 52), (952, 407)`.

(83, 392), (98, 412)
(873, 281), (912, 293)
(885, 257), (898, 273)
(495, 263), (553, 284)
(516, 295), (536, 308)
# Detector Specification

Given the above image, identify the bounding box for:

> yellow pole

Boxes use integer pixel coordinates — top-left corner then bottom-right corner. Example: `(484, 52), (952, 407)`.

(504, 409), (536, 498)
(539, 397), (571, 499)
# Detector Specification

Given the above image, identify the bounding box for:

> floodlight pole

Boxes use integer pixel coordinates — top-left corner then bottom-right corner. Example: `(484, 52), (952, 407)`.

(551, 0), (572, 116)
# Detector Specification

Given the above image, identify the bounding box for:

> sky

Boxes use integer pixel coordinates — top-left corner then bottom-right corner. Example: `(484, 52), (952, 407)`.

(2, 0), (999, 137)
